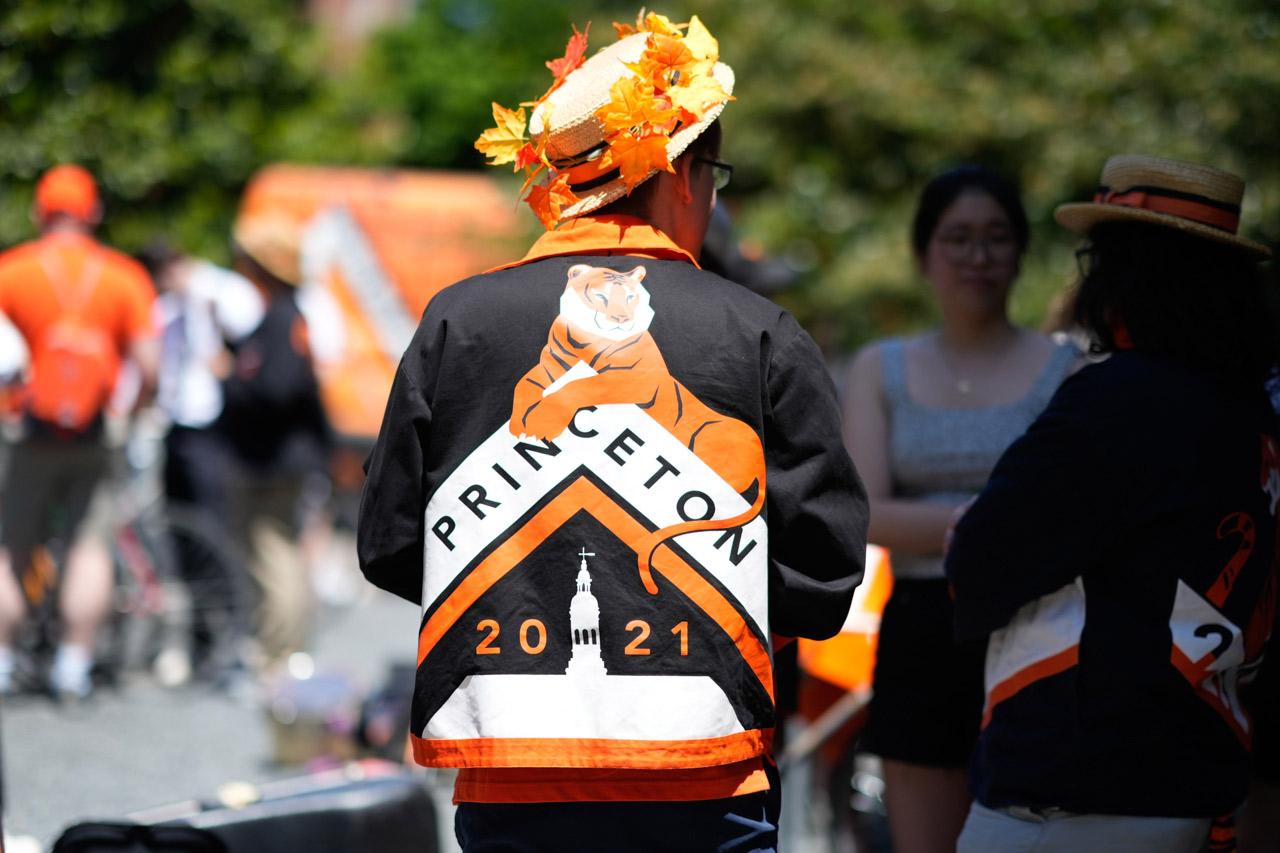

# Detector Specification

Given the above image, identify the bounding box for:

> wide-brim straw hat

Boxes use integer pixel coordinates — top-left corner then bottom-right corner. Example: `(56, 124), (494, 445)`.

(1055, 154), (1271, 259)
(529, 32), (735, 220)
(232, 214), (303, 286)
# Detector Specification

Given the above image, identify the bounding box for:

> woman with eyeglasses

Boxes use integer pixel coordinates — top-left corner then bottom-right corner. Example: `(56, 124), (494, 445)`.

(842, 165), (1079, 853)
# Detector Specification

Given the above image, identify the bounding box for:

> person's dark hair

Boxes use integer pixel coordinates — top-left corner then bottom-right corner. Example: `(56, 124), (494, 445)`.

(136, 239), (183, 279)
(1071, 221), (1279, 381)
(911, 165), (1029, 258)
(594, 119), (722, 219)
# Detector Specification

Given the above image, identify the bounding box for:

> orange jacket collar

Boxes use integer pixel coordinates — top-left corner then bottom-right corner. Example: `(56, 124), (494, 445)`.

(490, 215), (700, 273)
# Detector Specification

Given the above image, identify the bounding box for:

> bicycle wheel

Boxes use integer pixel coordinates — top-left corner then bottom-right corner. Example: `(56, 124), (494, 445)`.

(160, 505), (254, 683)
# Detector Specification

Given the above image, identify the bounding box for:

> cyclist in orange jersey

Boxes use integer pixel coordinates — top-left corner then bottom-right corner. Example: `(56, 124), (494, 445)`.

(0, 165), (159, 700)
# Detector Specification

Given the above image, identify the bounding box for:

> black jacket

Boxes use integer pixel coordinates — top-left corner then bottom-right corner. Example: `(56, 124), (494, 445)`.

(357, 242), (866, 772)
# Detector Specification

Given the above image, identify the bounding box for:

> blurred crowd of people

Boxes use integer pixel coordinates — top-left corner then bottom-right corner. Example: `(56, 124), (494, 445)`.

(0, 164), (338, 702)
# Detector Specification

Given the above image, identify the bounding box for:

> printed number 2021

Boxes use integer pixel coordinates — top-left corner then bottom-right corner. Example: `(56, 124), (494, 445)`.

(475, 619), (690, 657)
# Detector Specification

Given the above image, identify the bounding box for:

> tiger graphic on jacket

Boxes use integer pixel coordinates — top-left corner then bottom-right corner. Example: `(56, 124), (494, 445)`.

(510, 263), (765, 595)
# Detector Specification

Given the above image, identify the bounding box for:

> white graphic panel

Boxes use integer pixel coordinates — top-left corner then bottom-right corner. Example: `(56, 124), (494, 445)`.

(427, 673), (746, 741)
(985, 578), (1085, 697)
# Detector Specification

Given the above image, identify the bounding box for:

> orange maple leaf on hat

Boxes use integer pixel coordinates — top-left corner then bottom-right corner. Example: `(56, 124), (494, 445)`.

(546, 23), (591, 88)
(527, 172), (579, 229)
(514, 143), (541, 171)
(665, 74), (731, 125)
(597, 77), (679, 135)
(474, 102), (527, 168)
(605, 130), (673, 192)
(614, 9), (686, 38)
(641, 11), (687, 36)
(627, 33), (696, 89)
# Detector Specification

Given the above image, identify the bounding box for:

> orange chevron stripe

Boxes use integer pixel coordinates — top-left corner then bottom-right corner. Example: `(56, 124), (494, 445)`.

(417, 476), (774, 702)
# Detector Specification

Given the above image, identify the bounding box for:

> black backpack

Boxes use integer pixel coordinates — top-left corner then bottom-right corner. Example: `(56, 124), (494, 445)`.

(217, 290), (329, 469)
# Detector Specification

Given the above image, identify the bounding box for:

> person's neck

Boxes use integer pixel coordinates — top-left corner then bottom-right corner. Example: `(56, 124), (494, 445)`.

(937, 316), (1019, 352)
(642, 207), (703, 260)
(40, 218), (92, 239)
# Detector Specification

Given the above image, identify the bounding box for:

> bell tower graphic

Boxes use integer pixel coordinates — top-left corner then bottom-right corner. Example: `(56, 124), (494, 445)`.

(566, 548), (607, 677)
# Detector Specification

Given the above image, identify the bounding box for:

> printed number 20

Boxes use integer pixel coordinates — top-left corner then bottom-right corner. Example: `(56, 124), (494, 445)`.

(474, 619), (548, 655)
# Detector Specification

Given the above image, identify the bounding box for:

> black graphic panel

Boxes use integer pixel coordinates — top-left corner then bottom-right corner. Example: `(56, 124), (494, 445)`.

(412, 509), (774, 735)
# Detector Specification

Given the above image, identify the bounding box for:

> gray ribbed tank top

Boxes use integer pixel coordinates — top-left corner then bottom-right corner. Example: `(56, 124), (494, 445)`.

(883, 337), (1077, 579)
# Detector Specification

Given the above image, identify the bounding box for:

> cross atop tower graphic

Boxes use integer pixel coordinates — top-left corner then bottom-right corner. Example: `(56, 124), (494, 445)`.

(578, 547), (595, 569)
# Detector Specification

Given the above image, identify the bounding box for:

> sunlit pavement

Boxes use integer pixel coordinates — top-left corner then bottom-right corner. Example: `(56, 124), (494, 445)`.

(0, 533), (461, 851)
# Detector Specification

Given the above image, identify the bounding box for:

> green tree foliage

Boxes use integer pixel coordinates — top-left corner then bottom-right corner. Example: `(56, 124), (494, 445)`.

(690, 0), (1280, 349)
(356, 0), (1279, 351)
(0, 0), (379, 259)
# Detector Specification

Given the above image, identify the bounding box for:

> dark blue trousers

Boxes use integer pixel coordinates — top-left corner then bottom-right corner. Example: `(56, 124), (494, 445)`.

(454, 788), (779, 853)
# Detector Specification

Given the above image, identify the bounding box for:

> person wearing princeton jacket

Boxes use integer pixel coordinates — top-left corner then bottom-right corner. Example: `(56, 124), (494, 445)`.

(356, 11), (867, 851)
(0, 164), (159, 701)
(946, 155), (1279, 852)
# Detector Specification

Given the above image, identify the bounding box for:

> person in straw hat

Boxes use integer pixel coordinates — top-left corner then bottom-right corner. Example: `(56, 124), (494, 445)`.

(944, 154), (1278, 852)
(357, 11), (867, 850)
(217, 213), (331, 678)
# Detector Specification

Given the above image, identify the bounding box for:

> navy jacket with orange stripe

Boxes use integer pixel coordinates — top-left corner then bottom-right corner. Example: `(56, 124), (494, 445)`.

(948, 350), (1279, 817)
(357, 216), (867, 801)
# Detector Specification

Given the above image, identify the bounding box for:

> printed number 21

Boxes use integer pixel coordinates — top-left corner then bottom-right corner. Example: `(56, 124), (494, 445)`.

(624, 620), (690, 656)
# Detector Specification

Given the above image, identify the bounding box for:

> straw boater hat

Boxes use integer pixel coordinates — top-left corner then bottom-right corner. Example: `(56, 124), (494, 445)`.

(475, 14), (734, 227)
(1055, 154), (1271, 259)
(531, 32), (735, 220)
(232, 214), (303, 286)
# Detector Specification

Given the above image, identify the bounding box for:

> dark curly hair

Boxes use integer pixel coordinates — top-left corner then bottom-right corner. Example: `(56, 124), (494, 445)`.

(911, 165), (1030, 258)
(1071, 221), (1278, 381)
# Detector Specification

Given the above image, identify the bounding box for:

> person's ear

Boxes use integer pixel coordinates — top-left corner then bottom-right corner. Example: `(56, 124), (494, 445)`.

(673, 156), (695, 206)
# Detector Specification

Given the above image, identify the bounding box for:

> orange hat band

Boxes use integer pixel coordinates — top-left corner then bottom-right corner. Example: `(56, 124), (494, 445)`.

(562, 157), (620, 192)
(554, 118), (692, 196)
(1093, 185), (1241, 233)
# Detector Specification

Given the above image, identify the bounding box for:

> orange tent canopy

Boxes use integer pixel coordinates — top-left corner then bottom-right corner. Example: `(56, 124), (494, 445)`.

(236, 164), (528, 442)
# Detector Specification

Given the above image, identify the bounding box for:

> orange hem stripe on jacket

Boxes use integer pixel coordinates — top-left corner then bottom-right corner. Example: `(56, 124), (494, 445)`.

(981, 645), (1079, 728)
(453, 759), (770, 803)
(413, 729), (770, 770)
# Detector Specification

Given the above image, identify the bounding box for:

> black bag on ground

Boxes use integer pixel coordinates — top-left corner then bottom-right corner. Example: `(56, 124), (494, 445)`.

(51, 822), (227, 852)
(127, 764), (438, 853)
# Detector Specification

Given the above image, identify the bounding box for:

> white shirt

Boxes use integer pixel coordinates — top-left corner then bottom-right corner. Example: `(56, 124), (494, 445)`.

(155, 261), (265, 428)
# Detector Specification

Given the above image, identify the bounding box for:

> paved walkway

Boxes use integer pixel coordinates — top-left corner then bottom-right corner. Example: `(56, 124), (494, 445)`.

(0, 541), (458, 850)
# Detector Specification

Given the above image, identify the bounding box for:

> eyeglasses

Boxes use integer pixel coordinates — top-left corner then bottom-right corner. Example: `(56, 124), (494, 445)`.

(936, 233), (1018, 261)
(936, 233), (1018, 262)
(697, 157), (734, 191)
